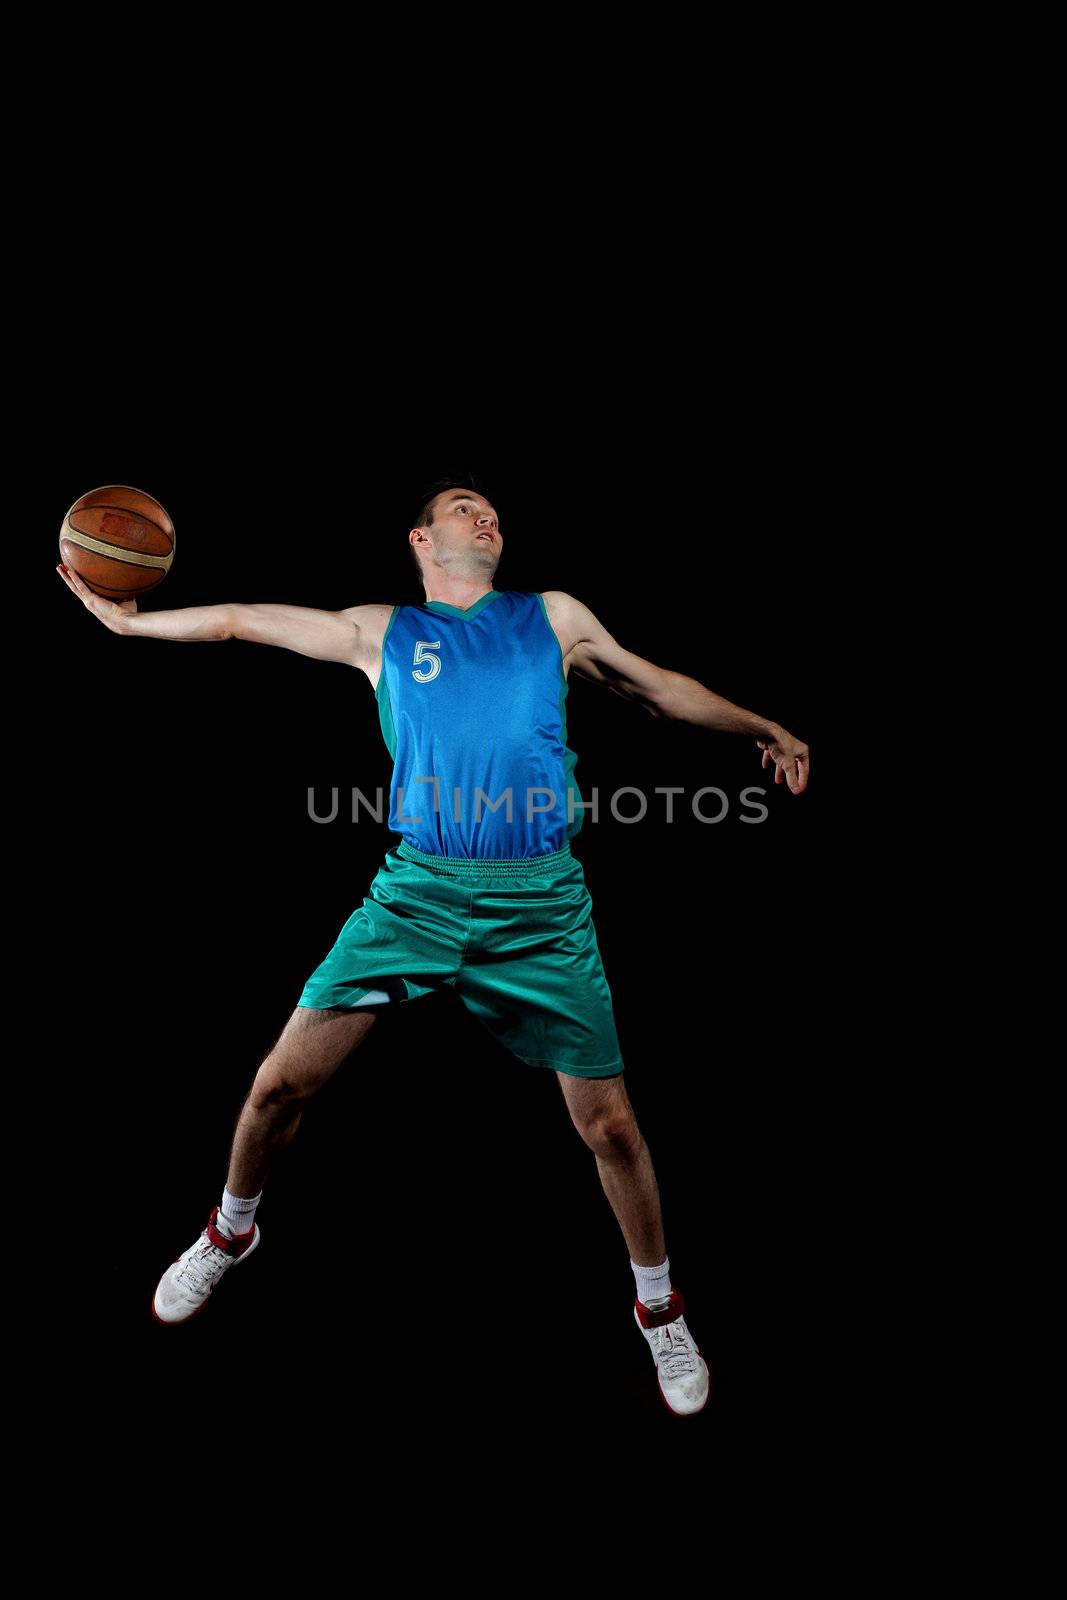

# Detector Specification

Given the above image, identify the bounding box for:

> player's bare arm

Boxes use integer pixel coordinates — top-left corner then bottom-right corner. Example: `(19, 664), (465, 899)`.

(541, 589), (810, 796)
(57, 562), (393, 683)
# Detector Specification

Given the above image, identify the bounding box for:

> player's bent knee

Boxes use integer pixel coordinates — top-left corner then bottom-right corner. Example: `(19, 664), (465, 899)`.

(580, 1112), (641, 1155)
(249, 1064), (313, 1112)
(249, 1006), (377, 1108)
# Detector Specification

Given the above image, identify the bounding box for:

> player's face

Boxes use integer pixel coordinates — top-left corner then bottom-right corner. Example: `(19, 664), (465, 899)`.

(418, 490), (503, 577)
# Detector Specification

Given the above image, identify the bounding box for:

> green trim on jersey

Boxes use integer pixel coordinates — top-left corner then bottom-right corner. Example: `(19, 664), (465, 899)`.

(374, 605), (399, 759)
(422, 588), (505, 621)
(535, 592), (584, 842)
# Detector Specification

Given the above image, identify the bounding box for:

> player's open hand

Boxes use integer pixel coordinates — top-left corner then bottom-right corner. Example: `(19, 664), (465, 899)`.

(756, 728), (809, 794)
(57, 563), (138, 634)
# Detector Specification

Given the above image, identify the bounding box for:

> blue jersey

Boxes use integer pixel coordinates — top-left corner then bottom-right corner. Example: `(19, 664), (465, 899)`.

(374, 588), (585, 859)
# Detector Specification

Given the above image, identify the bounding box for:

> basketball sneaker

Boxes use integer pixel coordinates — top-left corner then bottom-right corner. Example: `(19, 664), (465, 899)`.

(634, 1288), (711, 1416)
(152, 1205), (260, 1325)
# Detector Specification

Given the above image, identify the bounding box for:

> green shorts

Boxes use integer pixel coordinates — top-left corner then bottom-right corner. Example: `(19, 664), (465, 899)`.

(297, 840), (624, 1079)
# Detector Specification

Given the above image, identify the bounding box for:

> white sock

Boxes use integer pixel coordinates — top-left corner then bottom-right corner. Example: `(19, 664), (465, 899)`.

(631, 1256), (672, 1309)
(219, 1186), (262, 1238)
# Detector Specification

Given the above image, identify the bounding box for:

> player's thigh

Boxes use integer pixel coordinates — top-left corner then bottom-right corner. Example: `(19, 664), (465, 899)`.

(254, 1004), (378, 1102)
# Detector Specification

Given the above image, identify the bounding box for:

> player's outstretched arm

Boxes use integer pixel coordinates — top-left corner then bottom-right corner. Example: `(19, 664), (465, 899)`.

(57, 562), (371, 667)
(542, 590), (810, 795)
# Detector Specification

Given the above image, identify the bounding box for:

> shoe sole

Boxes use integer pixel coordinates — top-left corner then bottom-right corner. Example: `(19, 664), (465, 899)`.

(151, 1227), (261, 1326)
(634, 1304), (712, 1418)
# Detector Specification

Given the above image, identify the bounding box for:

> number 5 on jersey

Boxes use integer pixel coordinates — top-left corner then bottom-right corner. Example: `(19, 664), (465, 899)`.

(412, 640), (442, 682)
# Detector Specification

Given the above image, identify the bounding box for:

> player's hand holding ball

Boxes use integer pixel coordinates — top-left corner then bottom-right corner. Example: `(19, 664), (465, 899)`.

(57, 560), (139, 633)
(56, 484), (174, 635)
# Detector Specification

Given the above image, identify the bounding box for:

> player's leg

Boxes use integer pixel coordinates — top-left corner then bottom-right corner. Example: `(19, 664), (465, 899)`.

(230, 847), (467, 1196)
(452, 849), (666, 1260)
(153, 1003), (378, 1325)
(554, 1070), (667, 1268)
(227, 1004), (378, 1197)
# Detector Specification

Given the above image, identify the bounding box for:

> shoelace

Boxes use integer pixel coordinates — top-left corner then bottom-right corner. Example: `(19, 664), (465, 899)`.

(176, 1232), (235, 1296)
(648, 1317), (700, 1381)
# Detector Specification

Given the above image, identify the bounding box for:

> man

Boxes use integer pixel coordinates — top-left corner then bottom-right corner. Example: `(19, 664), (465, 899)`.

(57, 475), (809, 1419)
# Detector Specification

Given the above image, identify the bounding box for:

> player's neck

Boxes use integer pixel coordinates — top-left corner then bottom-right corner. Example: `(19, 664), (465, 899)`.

(422, 578), (496, 610)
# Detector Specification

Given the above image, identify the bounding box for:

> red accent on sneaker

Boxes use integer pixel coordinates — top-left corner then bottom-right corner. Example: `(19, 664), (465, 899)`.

(634, 1287), (687, 1330)
(205, 1204), (256, 1255)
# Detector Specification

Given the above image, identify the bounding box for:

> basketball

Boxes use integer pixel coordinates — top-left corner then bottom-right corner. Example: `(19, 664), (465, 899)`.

(59, 484), (175, 599)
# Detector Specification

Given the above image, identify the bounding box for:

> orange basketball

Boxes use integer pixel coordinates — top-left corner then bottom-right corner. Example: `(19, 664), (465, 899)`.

(59, 485), (175, 599)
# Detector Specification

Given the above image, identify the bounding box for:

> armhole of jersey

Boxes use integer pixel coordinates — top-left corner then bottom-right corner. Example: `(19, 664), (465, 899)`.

(375, 605), (400, 693)
(534, 592), (566, 669)
(535, 594), (584, 842)
(375, 605), (400, 758)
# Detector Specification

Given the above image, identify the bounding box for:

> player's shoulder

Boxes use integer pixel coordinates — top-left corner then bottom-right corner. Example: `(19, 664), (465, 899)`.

(538, 588), (579, 614)
(340, 602), (398, 631)
(538, 590), (598, 627)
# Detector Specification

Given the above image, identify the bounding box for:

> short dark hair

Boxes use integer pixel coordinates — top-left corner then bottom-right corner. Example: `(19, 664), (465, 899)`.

(408, 470), (496, 589)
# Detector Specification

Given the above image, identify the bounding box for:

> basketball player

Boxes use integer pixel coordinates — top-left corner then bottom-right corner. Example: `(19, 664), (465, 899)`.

(57, 477), (809, 1418)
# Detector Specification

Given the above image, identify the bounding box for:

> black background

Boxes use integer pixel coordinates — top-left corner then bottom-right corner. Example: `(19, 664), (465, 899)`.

(30, 364), (862, 1480)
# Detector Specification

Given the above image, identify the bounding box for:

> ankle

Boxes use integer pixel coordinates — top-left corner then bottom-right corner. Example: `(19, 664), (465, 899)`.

(631, 1255), (672, 1308)
(219, 1185), (262, 1238)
